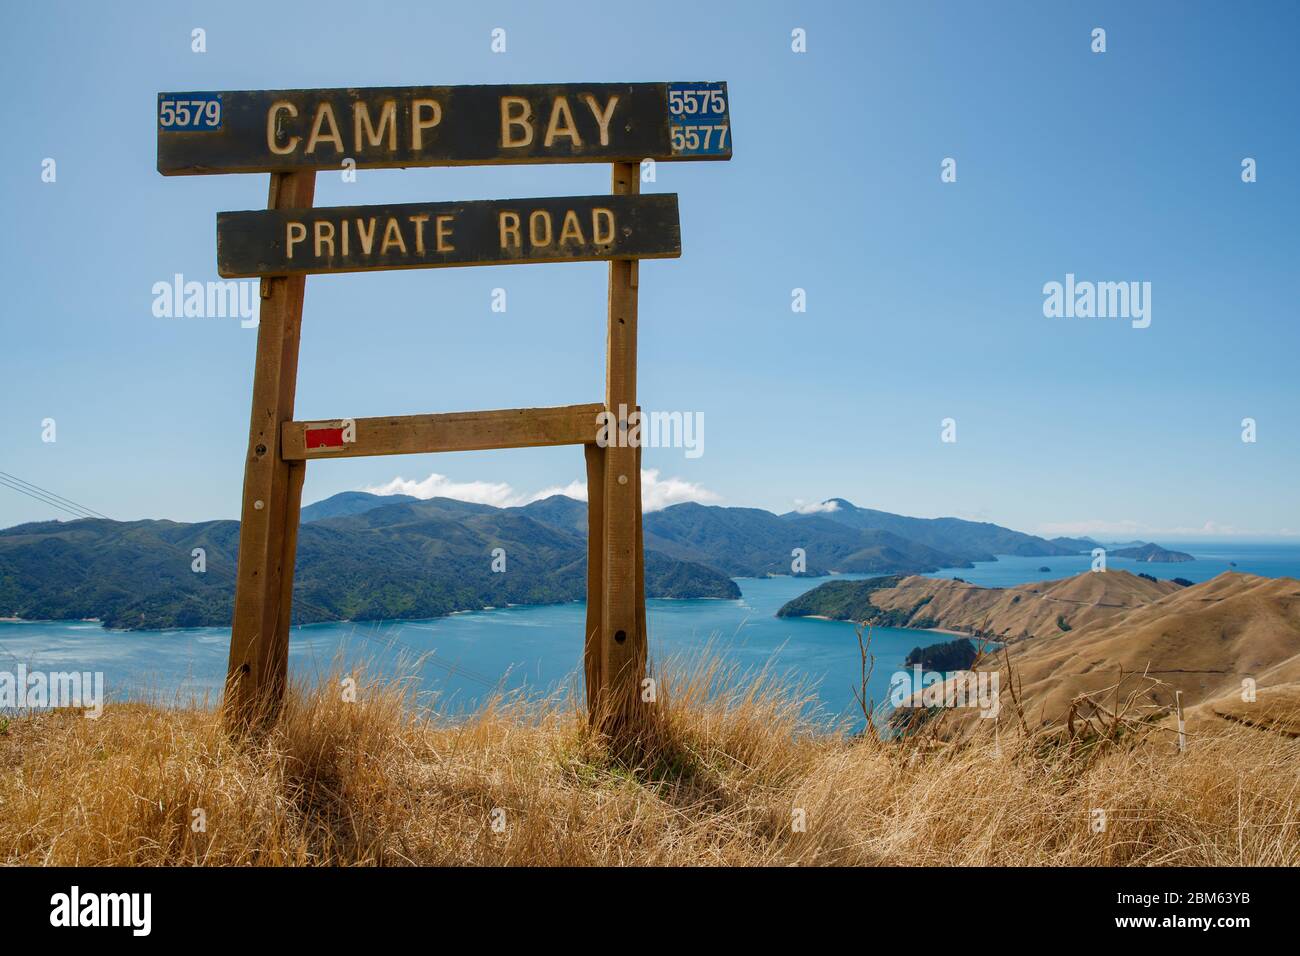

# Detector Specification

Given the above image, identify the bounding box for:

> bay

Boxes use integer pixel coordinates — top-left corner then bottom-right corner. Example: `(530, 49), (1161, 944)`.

(2, 540), (1297, 725)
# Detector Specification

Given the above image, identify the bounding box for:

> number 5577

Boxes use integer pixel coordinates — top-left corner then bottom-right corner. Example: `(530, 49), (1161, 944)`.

(671, 124), (729, 151)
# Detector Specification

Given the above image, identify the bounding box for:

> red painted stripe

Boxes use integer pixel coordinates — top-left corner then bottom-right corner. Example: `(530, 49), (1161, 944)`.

(306, 427), (346, 449)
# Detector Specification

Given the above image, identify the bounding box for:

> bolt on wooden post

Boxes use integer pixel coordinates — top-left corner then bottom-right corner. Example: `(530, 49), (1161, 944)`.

(156, 82), (732, 734)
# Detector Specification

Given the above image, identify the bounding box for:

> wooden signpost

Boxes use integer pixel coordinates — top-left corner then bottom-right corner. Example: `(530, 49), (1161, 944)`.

(158, 81), (732, 736)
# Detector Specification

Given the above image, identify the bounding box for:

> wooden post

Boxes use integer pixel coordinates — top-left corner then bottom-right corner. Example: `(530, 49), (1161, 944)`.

(596, 162), (648, 733)
(584, 438), (646, 725)
(583, 442), (605, 713)
(635, 441), (648, 695)
(223, 169), (315, 732)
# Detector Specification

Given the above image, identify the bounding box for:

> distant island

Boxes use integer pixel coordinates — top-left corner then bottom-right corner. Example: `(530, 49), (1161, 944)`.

(1046, 537), (1196, 564)
(1108, 542), (1195, 563)
(1047, 536), (1102, 551)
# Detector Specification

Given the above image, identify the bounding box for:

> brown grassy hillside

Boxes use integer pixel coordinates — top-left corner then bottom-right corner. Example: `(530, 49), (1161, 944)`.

(1194, 682), (1300, 737)
(867, 569), (1178, 640)
(982, 573), (1300, 726)
(1, 650), (1298, 866)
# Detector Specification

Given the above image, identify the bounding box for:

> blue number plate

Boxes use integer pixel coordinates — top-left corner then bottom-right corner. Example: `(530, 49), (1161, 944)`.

(158, 92), (223, 131)
(667, 82), (730, 157)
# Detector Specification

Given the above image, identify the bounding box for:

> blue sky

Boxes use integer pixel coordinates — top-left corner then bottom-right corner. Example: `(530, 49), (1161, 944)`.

(2, 0), (1297, 539)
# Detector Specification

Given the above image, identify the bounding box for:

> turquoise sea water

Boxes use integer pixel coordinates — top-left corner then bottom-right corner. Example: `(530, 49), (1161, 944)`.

(2, 541), (1297, 722)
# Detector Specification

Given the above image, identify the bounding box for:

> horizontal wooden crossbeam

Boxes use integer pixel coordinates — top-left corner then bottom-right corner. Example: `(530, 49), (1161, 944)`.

(281, 403), (604, 461)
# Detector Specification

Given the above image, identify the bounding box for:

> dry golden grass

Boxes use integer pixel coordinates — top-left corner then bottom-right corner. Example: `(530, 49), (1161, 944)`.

(1, 651), (1297, 866)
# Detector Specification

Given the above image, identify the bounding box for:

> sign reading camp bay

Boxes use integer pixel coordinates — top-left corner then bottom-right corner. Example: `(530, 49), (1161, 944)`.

(157, 81), (731, 174)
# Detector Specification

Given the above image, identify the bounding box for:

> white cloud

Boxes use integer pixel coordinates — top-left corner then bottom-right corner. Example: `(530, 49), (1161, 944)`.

(792, 498), (839, 514)
(362, 468), (718, 513)
(363, 473), (535, 508)
(638, 468), (721, 511)
(528, 478), (590, 502)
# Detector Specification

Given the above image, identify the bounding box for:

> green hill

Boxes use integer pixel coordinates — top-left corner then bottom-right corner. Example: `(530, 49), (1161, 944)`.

(306, 493), (976, 577)
(0, 498), (739, 630)
(299, 491), (419, 522)
(642, 502), (967, 576)
(775, 575), (911, 623)
(780, 498), (1079, 561)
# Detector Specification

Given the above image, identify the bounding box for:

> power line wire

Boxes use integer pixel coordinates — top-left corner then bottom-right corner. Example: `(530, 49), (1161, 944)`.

(0, 475), (96, 520)
(0, 470), (107, 517)
(0, 468), (108, 515)
(0, 470), (108, 520)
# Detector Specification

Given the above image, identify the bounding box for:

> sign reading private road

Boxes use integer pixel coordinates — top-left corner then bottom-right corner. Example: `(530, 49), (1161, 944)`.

(158, 82), (731, 174)
(216, 194), (681, 277)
